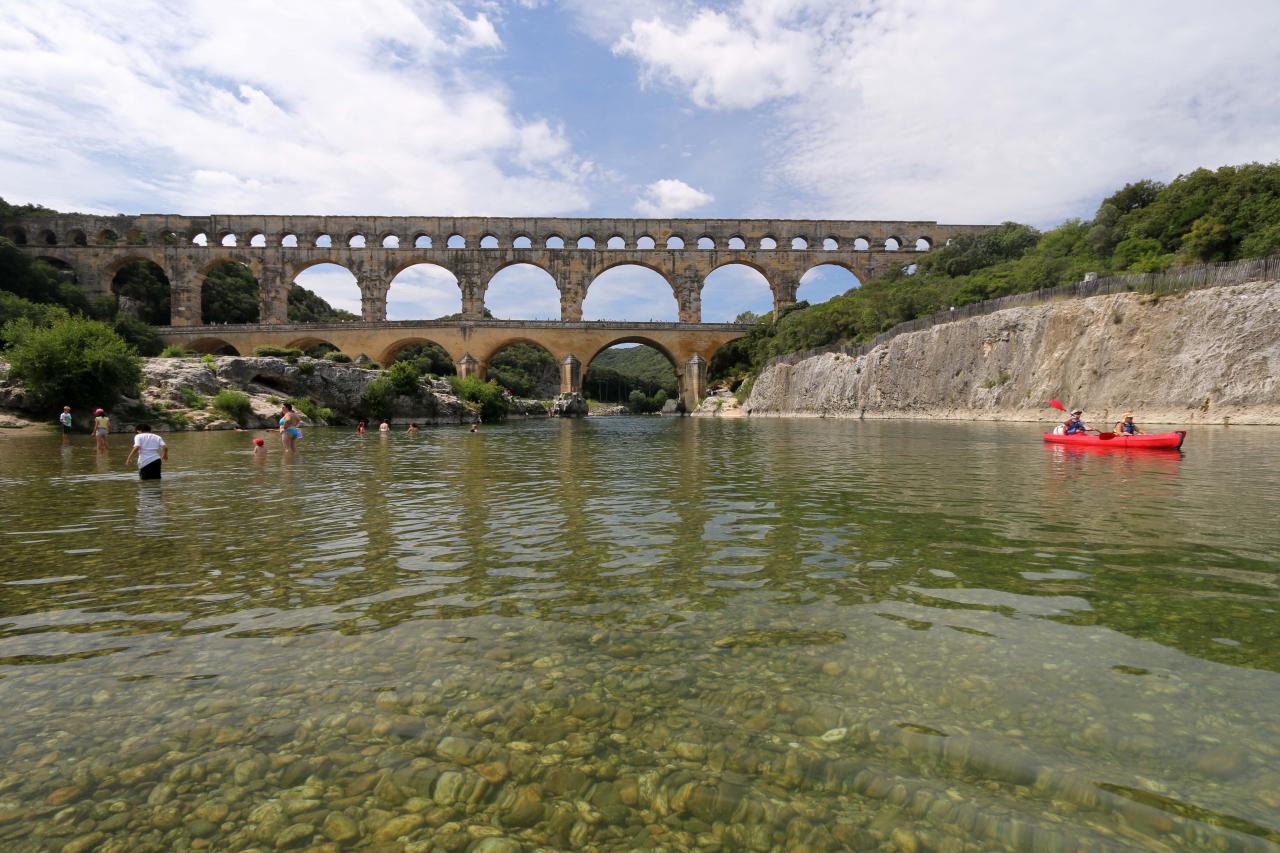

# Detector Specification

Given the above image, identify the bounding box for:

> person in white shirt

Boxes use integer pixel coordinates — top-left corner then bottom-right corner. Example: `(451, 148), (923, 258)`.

(125, 423), (168, 480)
(59, 406), (73, 443)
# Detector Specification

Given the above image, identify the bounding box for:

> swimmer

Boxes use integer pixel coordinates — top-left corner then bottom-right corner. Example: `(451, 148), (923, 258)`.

(356, 420), (366, 435)
(379, 420), (390, 432)
(407, 422), (420, 432)
(252, 436), (267, 461)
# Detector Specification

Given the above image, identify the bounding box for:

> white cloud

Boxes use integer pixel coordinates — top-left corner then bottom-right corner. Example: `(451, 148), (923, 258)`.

(633, 178), (714, 217)
(608, 0), (1280, 225)
(0, 0), (589, 216)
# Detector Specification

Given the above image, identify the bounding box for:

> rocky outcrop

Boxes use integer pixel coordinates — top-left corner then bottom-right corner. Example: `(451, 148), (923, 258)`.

(551, 393), (589, 418)
(743, 280), (1280, 425)
(692, 388), (743, 417)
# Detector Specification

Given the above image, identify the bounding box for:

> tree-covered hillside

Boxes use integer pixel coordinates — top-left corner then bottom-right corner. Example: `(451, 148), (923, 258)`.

(711, 162), (1280, 382)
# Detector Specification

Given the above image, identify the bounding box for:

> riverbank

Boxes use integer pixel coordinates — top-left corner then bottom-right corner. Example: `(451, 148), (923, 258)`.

(0, 356), (549, 432)
(740, 279), (1280, 425)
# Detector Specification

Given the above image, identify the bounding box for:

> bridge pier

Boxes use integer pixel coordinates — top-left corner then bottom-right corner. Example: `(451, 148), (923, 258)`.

(171, 274), (202, 326)
(772, 277), (799, 317)
(559, 354), (582, 394)
(679, 354), (707, 411)
(675, 276), (702, 324)
(456, 353), (483, 380)
(358, 272), (389, 322)
(259, 266), (289, 325)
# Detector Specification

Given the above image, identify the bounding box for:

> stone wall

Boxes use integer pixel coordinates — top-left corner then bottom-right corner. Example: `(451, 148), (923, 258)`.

(742, 281), (1280, 425)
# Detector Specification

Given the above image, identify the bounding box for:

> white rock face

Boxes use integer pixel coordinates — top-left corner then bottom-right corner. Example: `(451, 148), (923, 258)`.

(745, 281), (1280, 425)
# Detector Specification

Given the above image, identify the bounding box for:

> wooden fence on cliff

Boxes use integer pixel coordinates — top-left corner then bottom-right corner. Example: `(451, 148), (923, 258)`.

(764, 255), (1280, 369)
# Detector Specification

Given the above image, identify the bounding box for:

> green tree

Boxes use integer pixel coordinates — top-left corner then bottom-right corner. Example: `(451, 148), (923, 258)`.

(287, 283), (360, 323)
(386, 360), (423, 395)
(448, 375), (508, 421)
(201, 262), (259, 324)
(390, 341), (456, 376)
(112, 261), (171, 325)
(3, 315), (141, 407)
(489, 343), (557, 398)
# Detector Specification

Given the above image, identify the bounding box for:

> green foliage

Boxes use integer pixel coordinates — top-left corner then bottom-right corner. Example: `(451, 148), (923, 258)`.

(323, 351), (353, 363)
(389, 341), (455, 375)
(0, 292), (69, 345)
(488, 343), (557, 398)
(2, 315), (142, 407)
(253, 346), (304, 358)
(159, 344), (192, 357)
(583, 345), (677, 402)
(201, 354), (216, 367)
(296, 361), (315, 375)
(201, 262), (259, 324)
(111, 261), (170, 325)
(211, 388), (251, 423)
(447, 375), (509, 421)
(111, 314), (163, 356)
(626, 388), (669, 413)
(287, 283), (359, 323)
(288, 396), (333, 423)
(177, 386), (206, 408)
(386, 360), (423, 395)
(360, 376), (396, 419)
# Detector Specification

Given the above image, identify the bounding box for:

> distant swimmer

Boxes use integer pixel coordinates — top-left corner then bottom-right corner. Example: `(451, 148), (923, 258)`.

(356, 420), (366, 434)
(252, 436), (267, 461)
(407, 422), (420, 432)
(470, 422), (478, 433)
(1114, 412), (1145, 435)
(125, 423), (168, 480)
(379, 420), (390, 432)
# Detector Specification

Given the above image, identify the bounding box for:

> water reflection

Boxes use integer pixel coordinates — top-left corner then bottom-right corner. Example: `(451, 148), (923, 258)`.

(0, 420), (1277, 850)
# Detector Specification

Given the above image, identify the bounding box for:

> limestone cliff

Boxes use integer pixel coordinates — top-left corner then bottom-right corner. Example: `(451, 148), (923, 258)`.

(743, 280), (1280, 425)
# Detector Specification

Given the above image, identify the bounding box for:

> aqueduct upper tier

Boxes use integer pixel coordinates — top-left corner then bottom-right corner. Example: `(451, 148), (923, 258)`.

(0, 214), (994, 324)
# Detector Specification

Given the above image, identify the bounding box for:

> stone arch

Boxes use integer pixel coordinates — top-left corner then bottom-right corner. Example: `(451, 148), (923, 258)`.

(190, 230), (209, 246)
(697, 236), (715, 249)
(379, 232), (400, 248)
(606, 235), (626, 249)
(512, 234), (533, 249)
(68, 228), (88, 246)
(915, 236), (933, 251)
(480, 234), (500, 249)
(853, 237), (870, 251)
(798, 262), (862, 305)
(447, 234), (466, 248)
(576, 235), (596, 249)
(545, 234), (565, 249)
(790, 237), (808, 250)
(386, 261), (461, 320)
(582, 262), (679, 322)
(218, 231), (237, 247)
(111, 259), (171, 326)
(727, 236), (746, 250)
(281, 233), (299, 247)
(285, 336), (341, 353)
(103, 252), (167, 282)
(666, 236), (685, 249)
(884, 236), (901, 251)
(380, 337), (462, 367)
(37, 228), (58, 246)
(3, 225), (28, 244)
(187, 337), (241, 356)
(126, 227), (147, 246)
(413, 233), (432, 248)
(485, 338), (562, 398)
(97, 228), (120, 245)
(248, 231), (267, 247)
(347, 232), (366, 248)
(636, 235), (656, 250)
(484, 261), (559, 320)
(759, 236), (777, 250)
(581, 338), (682, 404)
(199, 257), (262, 325)
(822, 236), (838, 250)
(312, 232), (332, 248)
(701, 262), (775, 322)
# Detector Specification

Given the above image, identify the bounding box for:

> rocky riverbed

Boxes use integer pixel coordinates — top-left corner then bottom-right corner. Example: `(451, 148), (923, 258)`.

(742, 280), (1280, 424)
(0, 356), (549, 432)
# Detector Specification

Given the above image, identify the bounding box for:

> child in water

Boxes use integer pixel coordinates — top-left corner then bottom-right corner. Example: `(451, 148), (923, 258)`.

(252, 437), (267, 461)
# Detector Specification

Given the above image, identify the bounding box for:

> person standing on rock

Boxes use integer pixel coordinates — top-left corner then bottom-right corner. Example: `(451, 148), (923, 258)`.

(125, 424), (168, 480)
(1114, 412), (1144, 435)
(59, 406), (73, 443)
(92, 408), (110, 452)
(278, 402), (302, 452)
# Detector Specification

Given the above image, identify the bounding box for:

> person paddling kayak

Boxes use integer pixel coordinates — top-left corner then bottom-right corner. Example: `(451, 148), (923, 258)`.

(1113, 412), (1144, 435)
(1063, 409), (1096, 435)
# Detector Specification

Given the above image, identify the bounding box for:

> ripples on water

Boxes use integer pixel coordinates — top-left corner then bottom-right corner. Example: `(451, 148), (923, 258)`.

(1, 419), (1278, 851)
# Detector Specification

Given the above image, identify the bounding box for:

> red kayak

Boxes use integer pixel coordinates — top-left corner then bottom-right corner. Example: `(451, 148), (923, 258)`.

(1043, 430), (1186, 450)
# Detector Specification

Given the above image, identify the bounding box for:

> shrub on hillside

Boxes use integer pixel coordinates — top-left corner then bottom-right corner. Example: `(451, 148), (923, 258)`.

(159, 344), (194, 357)
(360, 376), (396, 420)
(211, 388), (251, 424)
(447, 375), (508, 422)
(253, 346), (304, 358)
(323, 351), (352, 363)
(112, 314), (164, 356)
(2, 315), (141, 408)
(288, 396), (333, 424)
(0, 292), (69, 345)
(386, 360), (423, 395)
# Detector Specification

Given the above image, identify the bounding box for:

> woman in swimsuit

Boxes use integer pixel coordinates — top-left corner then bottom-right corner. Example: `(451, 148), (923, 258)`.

(92, 408), (110, 452)
(278, 402), (302, 452)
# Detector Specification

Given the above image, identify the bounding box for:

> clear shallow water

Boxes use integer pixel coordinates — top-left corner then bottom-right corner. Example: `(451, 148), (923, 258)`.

(0, 418), (1277, 852)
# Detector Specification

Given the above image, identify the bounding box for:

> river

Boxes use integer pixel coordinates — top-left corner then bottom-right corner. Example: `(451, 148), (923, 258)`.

(1, 418), (1277, 851)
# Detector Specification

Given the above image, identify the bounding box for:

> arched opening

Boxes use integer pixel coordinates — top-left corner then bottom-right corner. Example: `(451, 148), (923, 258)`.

(220, 233), (237, 247)
(576, 235), (596, 249)
(282, 234), (298, 247)
(98, 229), (120, 245)
(513, 235), (533, 249)
(314, 234), (332, 248)
(697, 236), (715, 250)
(583, 342), (678, 412)
(884, 237), (901, 251)
(485, 264), (559, 320)
(291, 263), (361, 322)
(188, 338), (240, 356)
(381, 234), (400, 248)
(191, 231), (209, 246)
(760, 237), (777, 250)
(387, 263), (461, 320)
(111, 260), (171, 326)
(487, 341), (558, 398)
(249, 233), (267, 248)
(702, 264), (773, 323)
(545, 235), (565, 249)
(583, 265), (677, 322)
(666, 236), (685, 249)
(915, 237), (932, 251)
(348, 234), (366, 248)
(853, 237), (870, 251)
(38, 228), (57, 246)
(201, 261), (259, 324)
(607, 235), (625, 250)
(636, 236), (655, 250)
(414, 234), (432, 248)
(3, 226), (27, 245)
(823, 237), (838, 251)
(160, 230), (179, 245)
(126, 228), (146, 246)
(791, 237), (808, 250)
(385, 340), (456, 375)
(447, 234), (466, 248)
(480, 235), (499, 249)
(727, 236), (746, 250)
(798, 264), (861, 305)
(69, 229), (88, 247)
(286, 337), (341, 358)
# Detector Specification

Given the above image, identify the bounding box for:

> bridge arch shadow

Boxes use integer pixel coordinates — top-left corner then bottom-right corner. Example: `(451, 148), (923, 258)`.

(188, 337), (241, 356)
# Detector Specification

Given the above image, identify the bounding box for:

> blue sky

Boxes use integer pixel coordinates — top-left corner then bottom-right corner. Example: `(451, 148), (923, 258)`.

(3, 0), (1280, 322)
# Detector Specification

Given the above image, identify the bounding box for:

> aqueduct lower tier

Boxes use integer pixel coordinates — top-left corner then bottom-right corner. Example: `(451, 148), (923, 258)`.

(0, 214), (993, 323)
(156, 320), (746, 410)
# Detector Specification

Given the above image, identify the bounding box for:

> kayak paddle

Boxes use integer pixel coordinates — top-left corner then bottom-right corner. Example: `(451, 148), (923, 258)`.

(1049, 399), (1066, 412)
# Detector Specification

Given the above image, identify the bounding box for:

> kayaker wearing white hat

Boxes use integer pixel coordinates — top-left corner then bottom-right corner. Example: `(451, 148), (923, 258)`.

(1113, 412), (1144, 435)
(1063, 408), (1096, 435)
